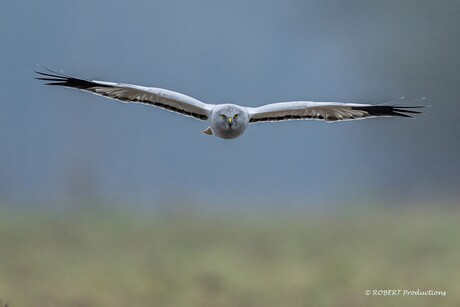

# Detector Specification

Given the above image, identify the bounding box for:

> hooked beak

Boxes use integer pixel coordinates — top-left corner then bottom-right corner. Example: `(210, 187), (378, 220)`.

(227, 117), (233, 126)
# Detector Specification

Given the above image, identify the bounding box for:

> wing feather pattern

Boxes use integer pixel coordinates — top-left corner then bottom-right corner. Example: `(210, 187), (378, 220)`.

(36, 69), (213, 121)
(247, 101), (422, 123)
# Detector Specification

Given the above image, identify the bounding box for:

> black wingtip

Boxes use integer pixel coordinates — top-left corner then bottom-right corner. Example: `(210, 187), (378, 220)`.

(351, 105), (424, 118)
(44, 82), (70, 86)
(34, 68), (102, 90)
(35, 71), (67, 79)
(35, 77), (66, 82)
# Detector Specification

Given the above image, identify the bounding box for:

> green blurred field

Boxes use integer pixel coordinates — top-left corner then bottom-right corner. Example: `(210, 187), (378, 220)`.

(0, 207), (459, 307)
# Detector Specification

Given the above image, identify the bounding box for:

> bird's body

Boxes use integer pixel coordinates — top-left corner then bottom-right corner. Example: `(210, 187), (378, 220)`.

(36, 69), (422, 140)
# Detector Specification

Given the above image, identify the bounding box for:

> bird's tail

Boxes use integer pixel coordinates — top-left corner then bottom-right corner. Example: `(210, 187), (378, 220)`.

(202, 127), (213, 135)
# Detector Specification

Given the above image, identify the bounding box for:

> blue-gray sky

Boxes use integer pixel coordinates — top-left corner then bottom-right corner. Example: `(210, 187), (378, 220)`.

(1, 0), (459, 209)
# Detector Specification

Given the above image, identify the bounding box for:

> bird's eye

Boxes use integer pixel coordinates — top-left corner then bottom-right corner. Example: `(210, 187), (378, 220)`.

(221, 114), (227, 119)
(234, 114), (239, 119)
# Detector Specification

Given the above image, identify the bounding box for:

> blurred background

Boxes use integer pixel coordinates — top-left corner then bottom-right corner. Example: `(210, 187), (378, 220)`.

(1, 0), (459, 306)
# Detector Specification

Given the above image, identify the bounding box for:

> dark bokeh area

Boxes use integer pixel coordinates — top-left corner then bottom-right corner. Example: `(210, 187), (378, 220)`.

(0, 0), (459, 209)
(1, 1), (460, 306)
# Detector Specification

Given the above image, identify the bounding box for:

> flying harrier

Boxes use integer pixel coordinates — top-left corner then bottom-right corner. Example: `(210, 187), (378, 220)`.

(36, 69), (422, 139)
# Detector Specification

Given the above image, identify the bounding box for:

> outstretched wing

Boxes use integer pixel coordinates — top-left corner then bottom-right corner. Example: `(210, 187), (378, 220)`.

(36, 69), (214, 121)
(247, 100), (422, 123)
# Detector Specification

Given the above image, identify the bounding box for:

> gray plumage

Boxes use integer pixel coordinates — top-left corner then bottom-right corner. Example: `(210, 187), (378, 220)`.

(36, 69), (422, 140)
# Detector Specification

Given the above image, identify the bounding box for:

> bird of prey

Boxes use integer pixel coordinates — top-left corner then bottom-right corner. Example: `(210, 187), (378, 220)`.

(36, 69), (422, 140)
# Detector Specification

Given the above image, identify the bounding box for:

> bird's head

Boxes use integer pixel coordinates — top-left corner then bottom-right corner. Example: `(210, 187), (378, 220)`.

(211, 104), (249, 139)
(217, 105), (245, 127)
(219, 111), (238, 127)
